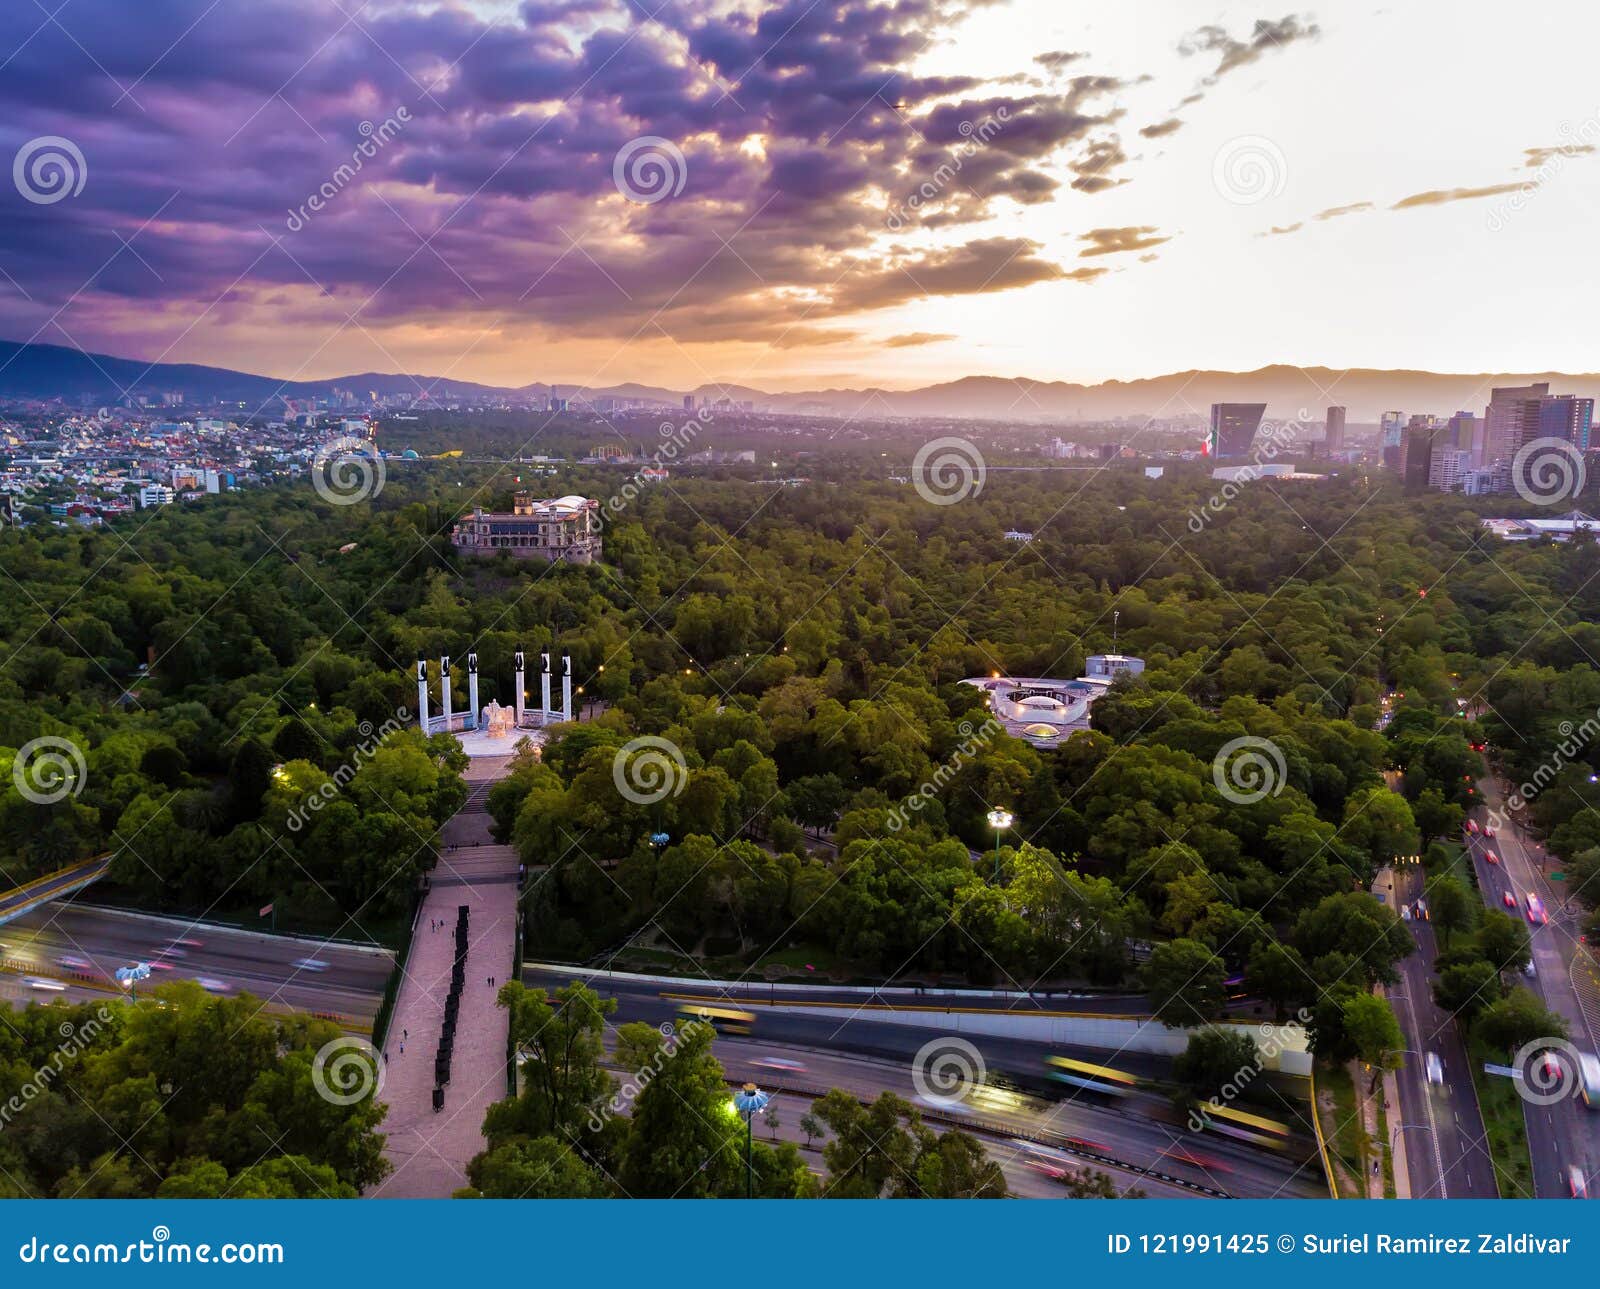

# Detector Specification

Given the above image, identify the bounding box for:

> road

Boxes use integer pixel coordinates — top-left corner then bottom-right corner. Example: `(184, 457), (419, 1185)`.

(705, 1039), (1181, 1198)
(536, 960), (1269, 1020)
(1468, 778), (1600, 1198)
(0, 855), (111, 925)
(1380, 863), (1498, 1197)
(527, 965), (1327, 1199)
(0, 901), (393, 1029)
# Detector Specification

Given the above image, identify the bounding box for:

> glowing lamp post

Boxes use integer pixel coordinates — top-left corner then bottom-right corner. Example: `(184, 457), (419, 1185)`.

(732, 1081), (770, 1198)
(986, 808), (1014, 881)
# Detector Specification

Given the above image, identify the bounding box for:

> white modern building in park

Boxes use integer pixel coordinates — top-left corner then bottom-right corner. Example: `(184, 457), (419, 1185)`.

(963, 655), (1145, 748)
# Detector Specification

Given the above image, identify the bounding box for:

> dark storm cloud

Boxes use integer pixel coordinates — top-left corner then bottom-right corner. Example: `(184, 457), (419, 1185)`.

(0, 0), (1149, 356)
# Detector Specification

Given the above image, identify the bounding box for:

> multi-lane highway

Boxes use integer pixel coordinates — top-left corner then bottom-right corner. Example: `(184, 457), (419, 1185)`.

(0, 901), (393, 1029)
(1468, 777), (1600, 1197)
(1382, 863), (1498, 1197)
(526, 964), (1327, 1199)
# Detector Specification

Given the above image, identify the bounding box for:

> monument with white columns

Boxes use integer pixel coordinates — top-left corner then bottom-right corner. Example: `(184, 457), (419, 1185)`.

(413, 643), (585, 756)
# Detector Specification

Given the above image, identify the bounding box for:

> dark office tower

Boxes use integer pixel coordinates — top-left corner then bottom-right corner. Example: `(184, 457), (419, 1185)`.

(1208, 403), (1267, 459)
(1403, 418), (1443, 490)
(1324, 406), (1346, 452)
(1537, 395), (1595, 451)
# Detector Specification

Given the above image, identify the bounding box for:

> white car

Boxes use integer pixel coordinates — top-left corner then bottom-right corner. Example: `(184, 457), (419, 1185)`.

(1524, 959), (1537, 978)
(1425, 1052), (1444, 1085)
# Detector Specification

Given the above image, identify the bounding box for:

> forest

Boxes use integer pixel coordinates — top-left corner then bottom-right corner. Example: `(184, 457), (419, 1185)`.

(2, 456), (1598, 1191)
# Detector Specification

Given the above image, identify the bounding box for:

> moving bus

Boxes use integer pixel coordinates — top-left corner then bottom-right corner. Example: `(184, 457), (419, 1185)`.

(676, 1004), (756, 1035)
(1578, 1053), (1600, 1108)
(1195, 1101), (1291, 1150)
(1043, 1056), (1140, 1098)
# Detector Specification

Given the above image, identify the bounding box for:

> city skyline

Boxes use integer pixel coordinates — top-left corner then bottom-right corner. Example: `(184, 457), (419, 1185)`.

(4, 1), (1600, 395)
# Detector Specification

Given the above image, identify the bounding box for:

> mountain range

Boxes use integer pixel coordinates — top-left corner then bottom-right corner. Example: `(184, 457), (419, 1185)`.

(2, 339), (1596, 425)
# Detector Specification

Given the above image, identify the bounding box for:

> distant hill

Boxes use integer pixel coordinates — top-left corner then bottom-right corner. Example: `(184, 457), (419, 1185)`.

(3, 338), (1596, 424)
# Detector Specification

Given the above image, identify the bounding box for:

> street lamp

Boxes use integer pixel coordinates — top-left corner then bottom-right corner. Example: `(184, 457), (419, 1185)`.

(732, 1082), (770, 1198)
(986, 808), (1014, 882)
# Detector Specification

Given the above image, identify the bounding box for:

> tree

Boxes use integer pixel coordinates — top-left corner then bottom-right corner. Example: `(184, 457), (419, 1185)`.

(812, 1090), (921, 1198)
(787, 773), (848, 836)
(616, 1021), (740, 1198)
(1425, 875), (1475, 947)
(911, 1128), (1008, 1199)
(1476, 988), (1568, 1056)
(1245, 941), (1310, 1018)
(1060, 1166), (1142, 1198)
(465, 1136), (610, 1199)
(481, 981), (616, 1149)
(1141, 938), (1227, 1029)
(1337, 787), (1420, 870)
(1433, 959), (1501, 1025)
(1411, 789), (1463, 848)
(1476, 909), (1531, 975)
(1173, 1027), (1259, 1103)
(1341, 993), (1405, 1091)
(763, 1102), (781, 1141)
(799, 1111), (824, 1148)
(1293, 892), (1414, 985)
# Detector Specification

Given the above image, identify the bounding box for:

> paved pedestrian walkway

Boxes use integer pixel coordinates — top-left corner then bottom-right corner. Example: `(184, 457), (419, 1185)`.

(371, 758), (521, 1197)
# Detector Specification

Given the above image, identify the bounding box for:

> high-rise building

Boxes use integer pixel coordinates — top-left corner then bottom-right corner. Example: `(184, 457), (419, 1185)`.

(1483, 382), (1549, 470)
(1403, 416), (1443, 489)
(1537, 394), (1594, 451)
(1324, 406), (1346, 453)
(1379, 411), (1405, 470)
(1208, 403), (1266, 459)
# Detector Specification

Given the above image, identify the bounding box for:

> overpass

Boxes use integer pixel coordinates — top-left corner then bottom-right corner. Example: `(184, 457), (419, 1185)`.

(0, 854), (112, 927)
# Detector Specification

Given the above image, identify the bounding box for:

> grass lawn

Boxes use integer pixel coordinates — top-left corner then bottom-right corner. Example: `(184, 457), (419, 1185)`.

(1316, 1061), (1367, 1197)
(1468, 1036), (1530, 1197)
